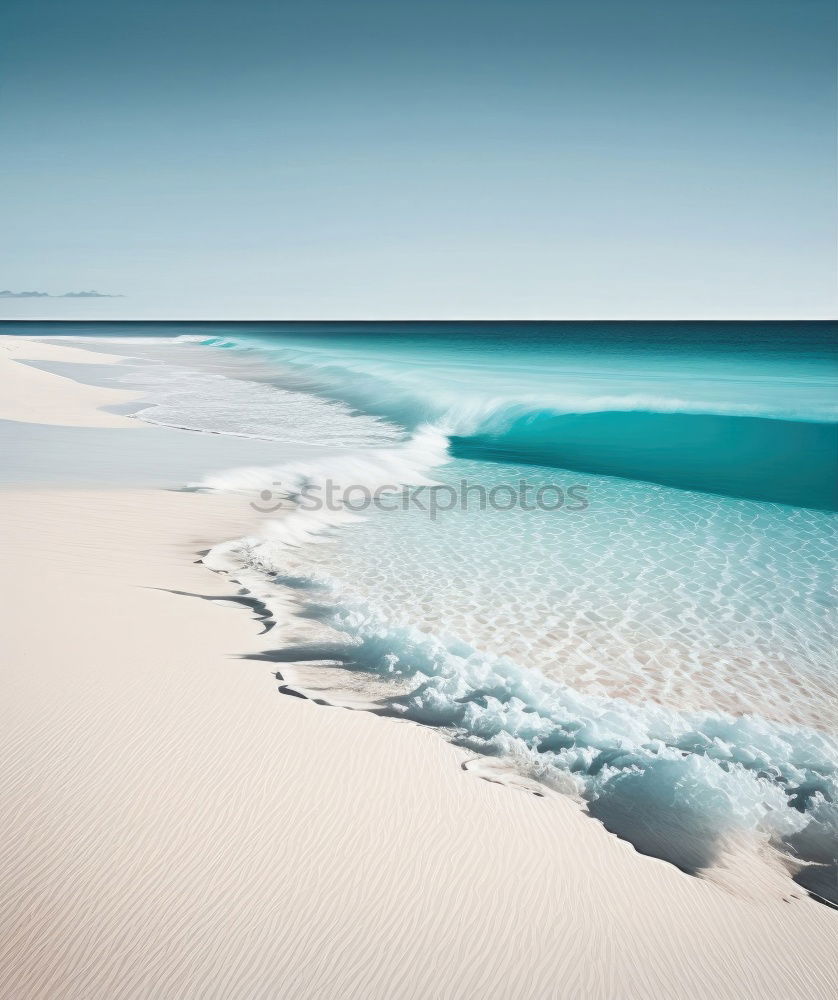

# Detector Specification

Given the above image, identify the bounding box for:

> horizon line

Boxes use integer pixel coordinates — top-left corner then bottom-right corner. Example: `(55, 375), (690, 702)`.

(0, 316), (836, 324)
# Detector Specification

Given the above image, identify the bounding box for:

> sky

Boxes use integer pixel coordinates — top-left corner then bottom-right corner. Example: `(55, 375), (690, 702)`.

(1, 0), (835, 319)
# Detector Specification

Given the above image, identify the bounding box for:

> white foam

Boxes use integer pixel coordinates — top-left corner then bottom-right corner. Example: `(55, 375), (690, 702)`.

(195, 423), (449, 493)
(82, 332), (838, 880)
(204, 527), (838, 876)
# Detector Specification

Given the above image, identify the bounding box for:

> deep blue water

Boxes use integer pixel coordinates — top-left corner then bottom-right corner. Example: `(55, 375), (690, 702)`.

(5, 320), (834, 508)
(5, 319), (837, 888)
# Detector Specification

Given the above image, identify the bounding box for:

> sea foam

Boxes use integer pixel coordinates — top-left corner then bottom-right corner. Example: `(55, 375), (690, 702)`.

(89, 331), (838, 889)
(183, 332), (838, 508)
(208, 528), (838, 882)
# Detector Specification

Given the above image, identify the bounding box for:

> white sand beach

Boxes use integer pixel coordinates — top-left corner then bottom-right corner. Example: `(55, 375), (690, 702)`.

(0, 336), (835, 1000)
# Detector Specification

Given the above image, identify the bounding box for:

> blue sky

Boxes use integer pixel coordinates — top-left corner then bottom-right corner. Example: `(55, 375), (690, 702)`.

(1, 0), (835, 318)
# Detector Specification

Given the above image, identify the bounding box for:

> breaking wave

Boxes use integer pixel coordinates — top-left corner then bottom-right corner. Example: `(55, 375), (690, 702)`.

(60, 326), (836, 891)
(180, 333), (838, 509)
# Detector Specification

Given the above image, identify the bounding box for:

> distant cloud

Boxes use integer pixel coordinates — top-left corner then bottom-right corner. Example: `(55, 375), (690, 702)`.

(0, 289), (123, 298)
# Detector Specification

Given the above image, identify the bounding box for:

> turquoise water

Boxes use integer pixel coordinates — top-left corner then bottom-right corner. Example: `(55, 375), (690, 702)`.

(187, 321), (838, 509)
(7, 320), (837, 886)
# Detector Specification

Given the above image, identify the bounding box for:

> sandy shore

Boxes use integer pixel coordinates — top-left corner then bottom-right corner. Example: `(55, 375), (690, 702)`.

(0, 336), (835, 1000)
(0, 336), (145, 427)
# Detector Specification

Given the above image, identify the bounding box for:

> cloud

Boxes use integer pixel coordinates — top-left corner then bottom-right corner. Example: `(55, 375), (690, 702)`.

(0, 289), (123, 298)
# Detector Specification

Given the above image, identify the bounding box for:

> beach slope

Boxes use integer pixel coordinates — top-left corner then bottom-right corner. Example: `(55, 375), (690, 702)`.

(0, 337), (835, 1000)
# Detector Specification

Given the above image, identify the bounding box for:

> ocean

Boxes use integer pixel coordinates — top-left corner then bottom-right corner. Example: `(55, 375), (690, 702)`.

(6, 319), (837, 885)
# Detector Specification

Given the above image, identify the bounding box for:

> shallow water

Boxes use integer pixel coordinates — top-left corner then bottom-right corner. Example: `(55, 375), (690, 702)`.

(282, 458), (838, 730)
(7, 321), (837, 884)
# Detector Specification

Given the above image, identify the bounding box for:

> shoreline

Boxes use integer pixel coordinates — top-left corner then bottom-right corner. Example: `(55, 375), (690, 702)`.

(1, 336), (835, 999)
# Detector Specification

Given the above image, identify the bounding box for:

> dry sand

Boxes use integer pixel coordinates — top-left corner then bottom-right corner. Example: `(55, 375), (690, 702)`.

(0, 336), (144, 427)
(0, 336), (835, 999)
